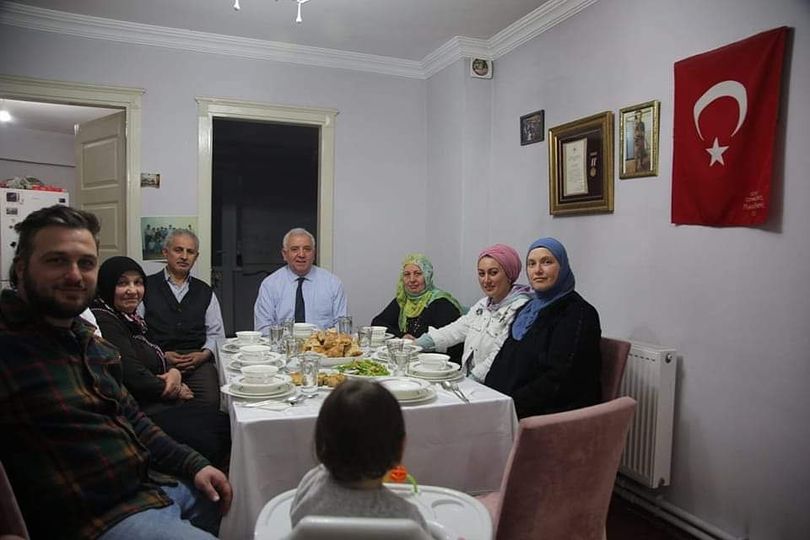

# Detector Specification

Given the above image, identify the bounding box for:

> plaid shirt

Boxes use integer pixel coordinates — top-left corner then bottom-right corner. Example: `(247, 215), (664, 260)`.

(0, 289), (210, 539)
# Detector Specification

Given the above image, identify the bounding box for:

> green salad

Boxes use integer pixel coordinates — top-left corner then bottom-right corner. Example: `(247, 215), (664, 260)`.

(336, 359), (390, 377)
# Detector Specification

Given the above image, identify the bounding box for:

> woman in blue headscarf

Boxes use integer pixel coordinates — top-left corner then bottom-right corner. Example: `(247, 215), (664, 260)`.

(485, 237), (601, 418)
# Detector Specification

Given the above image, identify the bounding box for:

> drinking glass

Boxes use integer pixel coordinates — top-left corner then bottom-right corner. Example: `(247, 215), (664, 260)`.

(357, 326), (373, 354)
(269, 324), (285, 352)
(386, 338), (405, 359)
(337, 315), (353, 336)
(284, 335), (301, 368)
(300, 353), (321, 395)
(392, 350), (410, 377)
(282, 318), (295, 337)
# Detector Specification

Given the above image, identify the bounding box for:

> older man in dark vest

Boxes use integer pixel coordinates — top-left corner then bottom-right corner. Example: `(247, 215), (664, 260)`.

(143, 228), (224, 408)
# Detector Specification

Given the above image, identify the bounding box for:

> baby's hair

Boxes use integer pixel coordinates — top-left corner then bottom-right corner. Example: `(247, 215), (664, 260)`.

(315, 380), (405, 482)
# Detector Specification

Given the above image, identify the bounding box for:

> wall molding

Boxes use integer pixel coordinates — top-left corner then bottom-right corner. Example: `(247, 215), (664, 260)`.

(1, 0), (599, 79)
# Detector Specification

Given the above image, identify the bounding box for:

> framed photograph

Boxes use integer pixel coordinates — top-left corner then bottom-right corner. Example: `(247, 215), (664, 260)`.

(140, 172), (161, 188)
(141, 216), (198, 261)
(619, 100), (660, 178)
(547, 111), (614, 216)
(520, 109), (545, 146)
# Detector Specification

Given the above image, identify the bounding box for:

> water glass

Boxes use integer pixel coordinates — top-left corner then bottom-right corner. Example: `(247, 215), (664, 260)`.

(300, 353), (320, 395)
(284, 335), (301, 366)
(386, 338), (405, 359)
(337, 315), (353, 335)
(269, 324), (285, 352)
(392, 350), (410, 377)
(282, 318), (295, 337)
(357, 326), (373, 353)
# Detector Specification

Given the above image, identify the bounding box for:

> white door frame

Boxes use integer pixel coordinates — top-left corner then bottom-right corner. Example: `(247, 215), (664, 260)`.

(196, 97), (337, 284)
(0, 75), (143, 258)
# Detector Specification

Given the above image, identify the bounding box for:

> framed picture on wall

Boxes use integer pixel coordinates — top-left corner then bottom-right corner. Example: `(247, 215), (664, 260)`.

(520, 109), (545, 145)
(547, 111), (614, 215)
(141, 216), (198, 261)
(619, 100), (660, 178)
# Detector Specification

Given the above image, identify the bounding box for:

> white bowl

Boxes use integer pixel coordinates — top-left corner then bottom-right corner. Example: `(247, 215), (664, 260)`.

(236, 330), (262, 344)
(418, 353), (450, 370)
(370, 325), (388, 338)
(380, 377), (429, 400)
(239, 344), (274, 363)
(240, 364), (279, 383)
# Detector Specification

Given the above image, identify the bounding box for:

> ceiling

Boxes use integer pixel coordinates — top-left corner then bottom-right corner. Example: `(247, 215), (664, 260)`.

(0, 99), (119, 134)
(9, 0), (551, 61)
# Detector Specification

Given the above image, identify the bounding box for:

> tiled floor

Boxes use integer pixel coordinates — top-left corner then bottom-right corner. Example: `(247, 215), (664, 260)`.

(606, 495), (698, 540)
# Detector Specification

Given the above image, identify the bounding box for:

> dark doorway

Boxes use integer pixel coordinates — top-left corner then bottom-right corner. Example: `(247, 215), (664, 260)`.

(211, 118), (319, 335)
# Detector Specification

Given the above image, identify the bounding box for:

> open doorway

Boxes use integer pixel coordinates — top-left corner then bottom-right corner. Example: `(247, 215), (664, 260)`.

(211, 118), (319, 335)
(0, 75), (144, 259)
(196, 97), (337, 335)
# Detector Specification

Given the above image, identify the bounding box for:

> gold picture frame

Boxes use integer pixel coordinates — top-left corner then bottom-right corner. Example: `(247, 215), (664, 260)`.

(548, 111), (614, 215)
(619, 100), (660, 178)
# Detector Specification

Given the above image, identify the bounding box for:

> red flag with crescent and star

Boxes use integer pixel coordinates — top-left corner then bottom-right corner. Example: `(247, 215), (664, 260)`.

(671, 27), (788, 226)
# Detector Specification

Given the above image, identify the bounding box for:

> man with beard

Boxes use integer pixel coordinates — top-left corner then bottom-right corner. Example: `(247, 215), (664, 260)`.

(142, 229), (224, 408)
(0, 205), (231, 539)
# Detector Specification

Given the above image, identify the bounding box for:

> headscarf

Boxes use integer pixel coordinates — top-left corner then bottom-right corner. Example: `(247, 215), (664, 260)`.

(92, 256), (167, 372)
(510, 237), (576, 341)
(478, 244), (522, 284)
(395, 253), (462, 333)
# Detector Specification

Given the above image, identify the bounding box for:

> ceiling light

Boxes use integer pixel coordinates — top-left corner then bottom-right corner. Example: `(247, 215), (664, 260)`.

(0, 110), (12, 123)
(232, 0), (311, 24)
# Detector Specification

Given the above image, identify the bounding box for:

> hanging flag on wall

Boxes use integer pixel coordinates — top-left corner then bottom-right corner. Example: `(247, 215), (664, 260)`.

(671, 27), (788, 226)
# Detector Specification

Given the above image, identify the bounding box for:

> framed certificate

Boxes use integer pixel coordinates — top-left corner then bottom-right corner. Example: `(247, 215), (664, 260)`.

(547, 111), (614, 215)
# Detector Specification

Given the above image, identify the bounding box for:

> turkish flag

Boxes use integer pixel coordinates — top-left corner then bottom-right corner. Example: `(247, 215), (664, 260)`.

(672, 27), (788, 226)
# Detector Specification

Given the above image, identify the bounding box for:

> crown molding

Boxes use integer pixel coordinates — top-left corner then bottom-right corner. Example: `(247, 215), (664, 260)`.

(1, 0), (598, 80)
(0, 2), (424, 79)
(489, 0), (600, 59)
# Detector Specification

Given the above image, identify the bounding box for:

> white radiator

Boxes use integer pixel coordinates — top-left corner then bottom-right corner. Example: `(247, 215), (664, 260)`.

(618, 341), (677, 489)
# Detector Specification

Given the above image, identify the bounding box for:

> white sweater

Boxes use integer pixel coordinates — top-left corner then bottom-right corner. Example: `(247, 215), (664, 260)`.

(427, 290), (530, 382)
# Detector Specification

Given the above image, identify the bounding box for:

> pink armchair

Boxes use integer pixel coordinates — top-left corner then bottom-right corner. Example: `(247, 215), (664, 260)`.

(477, 397), (636, 540)
(600, 337), (631, 402)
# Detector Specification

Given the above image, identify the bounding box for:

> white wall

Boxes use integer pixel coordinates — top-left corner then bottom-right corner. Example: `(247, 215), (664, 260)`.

(0, 124), (76, 195)
(0, 25), (428, 326)
(2, 0), (809, 536)
(429, 0), (810, 537)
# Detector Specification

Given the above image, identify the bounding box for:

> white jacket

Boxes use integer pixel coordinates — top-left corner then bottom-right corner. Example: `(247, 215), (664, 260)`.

(427, 290), (530, 382)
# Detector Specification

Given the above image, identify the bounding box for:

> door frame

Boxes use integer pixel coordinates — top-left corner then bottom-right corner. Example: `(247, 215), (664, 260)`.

(0, 75), (144, 257)
(196, 97), (337, 284)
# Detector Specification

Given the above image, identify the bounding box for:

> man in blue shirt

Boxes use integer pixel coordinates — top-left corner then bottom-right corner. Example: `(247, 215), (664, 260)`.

(254, 228), (347, 333)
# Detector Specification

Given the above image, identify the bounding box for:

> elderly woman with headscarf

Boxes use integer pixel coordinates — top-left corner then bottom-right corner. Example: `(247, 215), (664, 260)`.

(486, 238), (602, 419)
(91, 256), (231, 467)
(371, 253), (464, 362)
(414, 244), (531, 382)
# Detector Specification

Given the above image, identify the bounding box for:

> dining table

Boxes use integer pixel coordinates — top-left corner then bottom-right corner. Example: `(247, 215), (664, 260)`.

(215, 339), (518, 540)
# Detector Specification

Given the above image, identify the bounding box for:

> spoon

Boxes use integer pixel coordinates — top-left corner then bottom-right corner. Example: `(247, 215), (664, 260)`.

(441, 380), (470, 403)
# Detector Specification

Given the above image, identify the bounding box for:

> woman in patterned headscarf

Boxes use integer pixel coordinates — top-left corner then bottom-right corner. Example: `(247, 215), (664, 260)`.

(371, 253), (463, 361)
(91, 256), (230, 467)
(414, 244), (532, 382)
(485, 237), (602, 419)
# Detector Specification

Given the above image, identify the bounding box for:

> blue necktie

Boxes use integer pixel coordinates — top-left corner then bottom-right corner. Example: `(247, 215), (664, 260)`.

(295, 277), (306, 323)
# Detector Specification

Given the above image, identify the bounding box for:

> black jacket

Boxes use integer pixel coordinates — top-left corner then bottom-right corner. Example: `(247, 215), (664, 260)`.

(486, 291), (601, 418)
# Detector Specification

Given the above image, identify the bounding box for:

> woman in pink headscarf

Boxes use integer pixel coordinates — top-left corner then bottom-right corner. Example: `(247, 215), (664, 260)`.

(415, 244), (531, 382)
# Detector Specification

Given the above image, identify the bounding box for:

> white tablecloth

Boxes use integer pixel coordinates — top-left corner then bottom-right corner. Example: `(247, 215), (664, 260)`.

(216, 342), (517, 540)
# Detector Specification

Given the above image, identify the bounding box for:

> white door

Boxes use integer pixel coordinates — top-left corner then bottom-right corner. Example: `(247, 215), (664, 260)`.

(75, 111), (127, 261)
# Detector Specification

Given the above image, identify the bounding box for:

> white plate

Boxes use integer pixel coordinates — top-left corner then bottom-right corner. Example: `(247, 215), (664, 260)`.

(232, 374), (291, 394)
(396, 385), (437, 405)
(221, 382), (296, 400)
(378, 377), (431, 400)
(231, 351), (283, 365)
(336, 360), (392, 378)
(408, 370), (465, 383)
(409, 361), (459, 376)
(375, 345), (423, 362)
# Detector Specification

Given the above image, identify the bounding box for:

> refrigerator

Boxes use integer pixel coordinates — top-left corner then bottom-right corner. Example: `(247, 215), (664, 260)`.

(1, 187), (70, 289)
